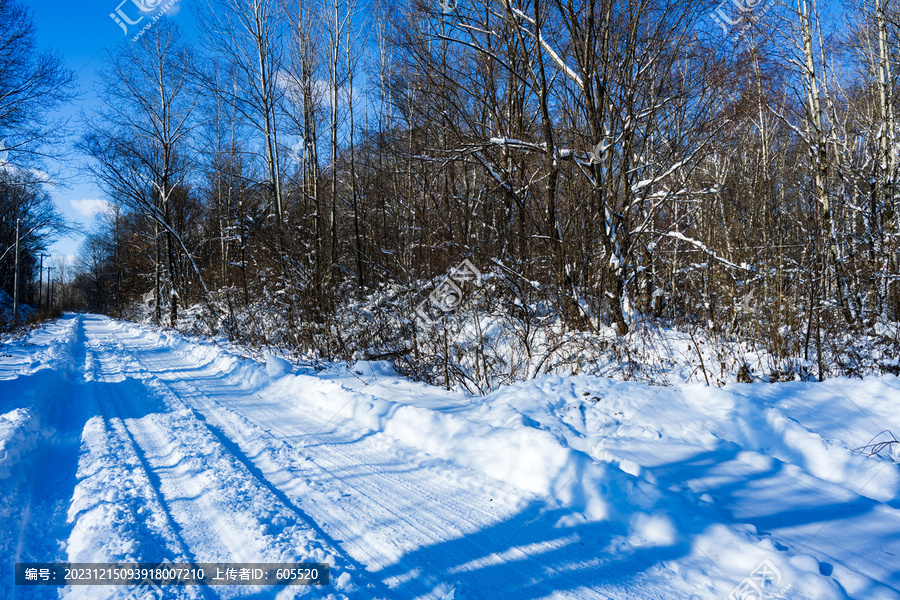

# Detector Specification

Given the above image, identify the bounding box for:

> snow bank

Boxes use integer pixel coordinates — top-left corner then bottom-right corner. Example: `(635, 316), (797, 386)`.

(266, 354), (292, 378)
(0, 408), (41, 479)
(0, 289), (34, 324)
(0, 315), (80, 436)
(278, 376), (629, 521)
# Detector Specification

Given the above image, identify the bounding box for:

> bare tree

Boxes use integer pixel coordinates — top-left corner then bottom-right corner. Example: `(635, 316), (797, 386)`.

(81, 21), (211, 325)
(195, 0), (288, 247)
(283, 0), (326, 309)
(0, 0), (75, 172)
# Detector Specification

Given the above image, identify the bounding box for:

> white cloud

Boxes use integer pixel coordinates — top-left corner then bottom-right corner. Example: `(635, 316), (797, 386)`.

(71, 199), (114, 218)
(277, 72), (361, 107)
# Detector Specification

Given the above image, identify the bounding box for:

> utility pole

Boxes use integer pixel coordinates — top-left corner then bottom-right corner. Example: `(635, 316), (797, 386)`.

(38, 253), (48, 309)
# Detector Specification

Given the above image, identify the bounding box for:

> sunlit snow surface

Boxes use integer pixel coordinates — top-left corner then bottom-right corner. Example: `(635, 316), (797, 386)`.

(1, 314), (898, 599)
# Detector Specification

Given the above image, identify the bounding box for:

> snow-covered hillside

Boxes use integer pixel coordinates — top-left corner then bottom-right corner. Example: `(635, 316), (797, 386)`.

(1, 314), (898, 599)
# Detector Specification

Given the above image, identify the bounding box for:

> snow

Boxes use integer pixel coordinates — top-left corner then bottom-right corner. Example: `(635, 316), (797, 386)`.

(0, 288), (34, 324)
(266, 354), (293, 378)
(1, 314), (899, 599)
(0, 407), (41, 479)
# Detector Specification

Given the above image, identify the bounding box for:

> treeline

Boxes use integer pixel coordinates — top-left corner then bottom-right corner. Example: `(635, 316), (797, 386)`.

(70, 0), (899, 384)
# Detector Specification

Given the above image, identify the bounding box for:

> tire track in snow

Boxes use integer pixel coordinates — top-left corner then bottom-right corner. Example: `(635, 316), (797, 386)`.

(1, 316), (114, 600)
(90, 316), (624, 600)
(3, 316), (199, 600)
(106, 334), (527, 597)
(159, 380), (501, 598)
(6, 373), (86, 600)
(85, 315), (389, 598)
(84, 339), (211, 600)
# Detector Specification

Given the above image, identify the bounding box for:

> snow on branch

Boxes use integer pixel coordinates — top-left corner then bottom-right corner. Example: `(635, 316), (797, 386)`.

(665, 231), (755, 273)
(507, 6), (584, 90)
(631, 160), (687, 194)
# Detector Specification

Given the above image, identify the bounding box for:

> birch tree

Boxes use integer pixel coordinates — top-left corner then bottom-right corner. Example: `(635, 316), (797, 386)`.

(778, 0), (858, 325)
(196, 0), (288, 251)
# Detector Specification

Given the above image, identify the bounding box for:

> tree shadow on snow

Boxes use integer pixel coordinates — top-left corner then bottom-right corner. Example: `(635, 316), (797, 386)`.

(372, 442), (900, 600)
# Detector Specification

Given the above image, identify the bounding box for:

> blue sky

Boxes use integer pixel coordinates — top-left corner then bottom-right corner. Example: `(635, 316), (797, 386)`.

(28, 0), (195, 262)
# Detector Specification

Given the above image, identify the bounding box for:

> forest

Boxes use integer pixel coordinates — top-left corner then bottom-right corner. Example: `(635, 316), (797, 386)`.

(2, 0), (899, 391)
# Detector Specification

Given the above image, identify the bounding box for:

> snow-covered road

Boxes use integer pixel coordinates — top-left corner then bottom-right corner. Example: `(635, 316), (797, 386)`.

(1, 315), (630, 599)
(2, 314), (900, 599)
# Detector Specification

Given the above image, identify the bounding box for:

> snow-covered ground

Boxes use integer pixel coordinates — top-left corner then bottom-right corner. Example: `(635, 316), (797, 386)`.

(1, 314), (899, 599)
